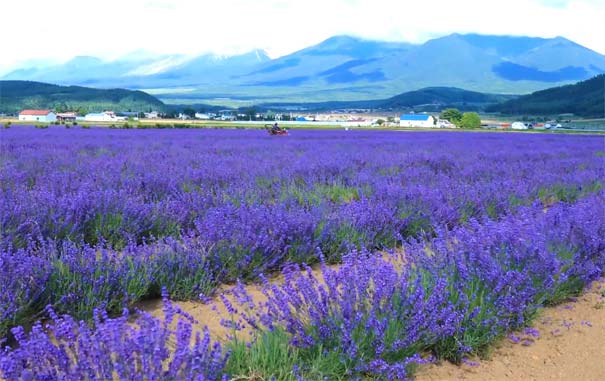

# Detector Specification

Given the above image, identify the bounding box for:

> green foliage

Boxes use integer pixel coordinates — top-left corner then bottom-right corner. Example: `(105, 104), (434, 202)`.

(226, 329), (351, 381)
(459, 112), (482, 128)
(147, 249), (216, 300)
(183, 108), (196, 118)
(47, 254), (150, 320)
(440, 108), (463, 124)
(83, 213), (126, 249)
(488, 74), (605, 118)
(226, 329), (300, 381)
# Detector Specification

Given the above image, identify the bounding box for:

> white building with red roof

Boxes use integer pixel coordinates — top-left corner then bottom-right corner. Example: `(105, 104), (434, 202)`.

(18, 110), (57, 123)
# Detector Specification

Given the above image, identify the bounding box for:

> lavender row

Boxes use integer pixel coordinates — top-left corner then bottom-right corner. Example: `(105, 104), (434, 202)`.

(2, 128), (602, 255)
(226, 193), (605, 380)
(1, 293), (229, 381)
(0, 236), (218, 338)
(2, 192), (603, 380)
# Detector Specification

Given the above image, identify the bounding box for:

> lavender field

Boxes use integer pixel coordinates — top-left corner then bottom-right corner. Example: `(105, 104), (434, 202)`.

(1, 126), (604, 380)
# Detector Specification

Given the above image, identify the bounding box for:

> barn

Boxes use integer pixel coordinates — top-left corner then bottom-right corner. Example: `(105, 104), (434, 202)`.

(19, 110), (57, 123)
(399, 114), (435, 128)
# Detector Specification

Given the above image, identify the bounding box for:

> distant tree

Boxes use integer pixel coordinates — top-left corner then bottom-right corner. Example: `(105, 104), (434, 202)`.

(459, 112), (482, 129)
(376, 119), (385, 126)
(165, 110), (179, 119)
(54, 103), (68, 113)
(183, 108), (196, 118)
(440, 108), (463, 125)
(244, 107), (258, 121)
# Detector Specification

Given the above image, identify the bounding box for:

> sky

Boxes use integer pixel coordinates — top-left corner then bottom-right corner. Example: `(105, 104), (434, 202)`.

(1, 0), (604, 75)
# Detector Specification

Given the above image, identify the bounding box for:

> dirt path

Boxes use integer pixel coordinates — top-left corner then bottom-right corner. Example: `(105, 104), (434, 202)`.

(138, 277), (605, 381)
(417, 281), (605, 381)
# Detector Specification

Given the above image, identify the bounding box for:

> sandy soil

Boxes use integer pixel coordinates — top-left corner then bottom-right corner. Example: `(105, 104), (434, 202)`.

(137, 282), (268, 341)
(138, 275), (605, 381)
(417, 281), (605, 381)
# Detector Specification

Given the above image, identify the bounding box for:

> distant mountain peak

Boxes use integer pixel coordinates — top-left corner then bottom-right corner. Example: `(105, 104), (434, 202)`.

(67, 56), (104, 64)
(3, 33), (604, 102)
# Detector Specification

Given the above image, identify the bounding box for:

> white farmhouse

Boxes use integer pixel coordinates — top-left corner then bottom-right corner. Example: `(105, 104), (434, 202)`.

(195, 112), (210, 120)
(511, 122), (529, 130)
(400, 114), (435, 128)
(19, 110), (57, 122)
(84, 111), (118, 122)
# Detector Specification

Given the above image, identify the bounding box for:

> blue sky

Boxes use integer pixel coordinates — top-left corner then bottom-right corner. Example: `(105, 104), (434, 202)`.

(1, 0), (604, 74)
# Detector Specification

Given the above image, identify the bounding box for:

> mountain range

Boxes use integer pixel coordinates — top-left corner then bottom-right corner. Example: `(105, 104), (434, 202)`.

(3, 33), (604, 104)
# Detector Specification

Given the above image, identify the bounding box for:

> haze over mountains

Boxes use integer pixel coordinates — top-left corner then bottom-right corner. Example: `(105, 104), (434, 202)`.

(3, 33), (604, 104)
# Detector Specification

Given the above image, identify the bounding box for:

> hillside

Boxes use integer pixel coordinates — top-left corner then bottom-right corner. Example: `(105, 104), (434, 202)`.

(3, 33), (603, 104)
(0, 81), (165, 114)
(487, 75), (605, 117)
(259, 87), (516, 112)
(378, 87), (514, 109)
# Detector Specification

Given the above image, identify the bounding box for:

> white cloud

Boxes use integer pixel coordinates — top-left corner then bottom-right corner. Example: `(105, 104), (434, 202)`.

(0, 0), (603, 75)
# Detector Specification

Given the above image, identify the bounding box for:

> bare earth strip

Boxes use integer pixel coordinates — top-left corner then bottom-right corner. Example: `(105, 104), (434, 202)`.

(138, 278), (605, 381)
(417, 281), (605, 381)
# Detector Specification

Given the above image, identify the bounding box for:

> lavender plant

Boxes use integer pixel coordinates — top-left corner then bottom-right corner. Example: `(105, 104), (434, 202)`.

(0, 250), (50, 339)
(0, 293), (229, 381)
(223, 195), (604, 380)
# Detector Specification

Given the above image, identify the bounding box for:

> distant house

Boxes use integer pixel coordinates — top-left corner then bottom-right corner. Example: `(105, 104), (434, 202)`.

(19, 110), (56, 123)
(511, 122), (529, 130)
(56, 112), (77, 123)
(437, 119), (455, 128)
(145, 111), (159, 119)
(399, 114), (435, 128)
(117, 111), (139, 119)
(195, 113), (210, 120)
(219, 110), (236, 121)
(84, 111), (120, 122)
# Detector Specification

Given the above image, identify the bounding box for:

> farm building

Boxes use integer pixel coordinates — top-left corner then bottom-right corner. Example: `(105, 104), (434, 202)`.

(84, 111), (121, 122)
(511, 122), (530, 130)
(195, 113), (211, 120)
(56, 112), (77, 123)
(437, 119), (455, 128)
(399, 114), (435, 128)
(19, 110), (57, 122)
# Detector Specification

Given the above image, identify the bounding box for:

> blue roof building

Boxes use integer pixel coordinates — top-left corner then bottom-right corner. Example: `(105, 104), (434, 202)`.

(400, 114), (430, 121)
(399, 114), (435, 127)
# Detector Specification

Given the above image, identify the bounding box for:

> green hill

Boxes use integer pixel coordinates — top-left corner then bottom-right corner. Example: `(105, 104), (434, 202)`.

(487, 75), (605, 117)
(259, 87), (515, 111)
(377, 87), (514, 109)
(0, 81), (165, 114)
